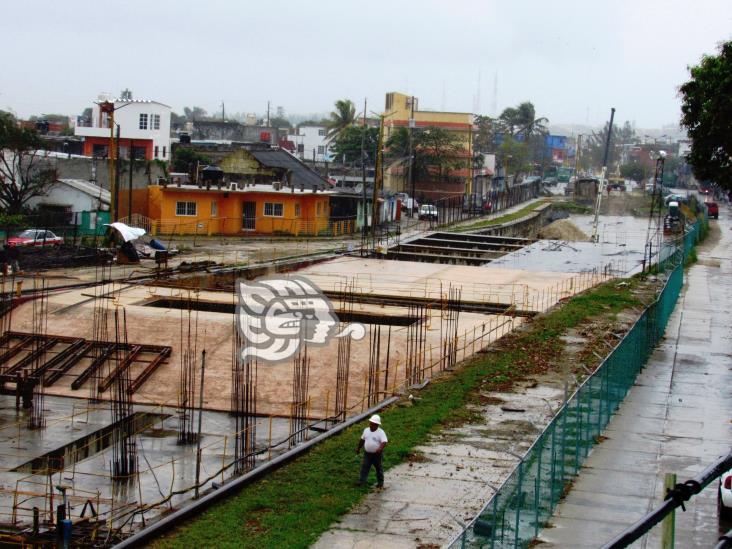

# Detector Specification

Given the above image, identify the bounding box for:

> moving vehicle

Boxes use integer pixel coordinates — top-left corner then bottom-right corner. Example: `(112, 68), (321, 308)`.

(720, 469), (732, 519)
(418, 204), (438, 221)
(699, 183), (711, 195)
(706, 201), (719, 219)
(7, 229), (63, 247)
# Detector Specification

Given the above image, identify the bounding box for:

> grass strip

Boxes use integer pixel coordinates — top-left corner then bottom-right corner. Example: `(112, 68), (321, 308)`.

(452, 199), (549, 232)
(150, 279), (640, 549)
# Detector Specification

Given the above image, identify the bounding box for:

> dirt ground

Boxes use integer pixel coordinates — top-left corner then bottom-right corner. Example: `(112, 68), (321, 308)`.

(537, 219), (591, 242)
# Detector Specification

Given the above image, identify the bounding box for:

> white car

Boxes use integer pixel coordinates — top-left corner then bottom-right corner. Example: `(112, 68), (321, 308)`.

(720, 469), (732, 519)
(418, 204), (438, 221)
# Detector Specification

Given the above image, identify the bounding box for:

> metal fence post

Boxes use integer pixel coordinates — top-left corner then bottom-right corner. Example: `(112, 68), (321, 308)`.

(515, 459), (523, 549)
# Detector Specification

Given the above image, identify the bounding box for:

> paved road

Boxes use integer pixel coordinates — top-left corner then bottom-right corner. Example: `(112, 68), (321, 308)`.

(539, 209), (732, 547)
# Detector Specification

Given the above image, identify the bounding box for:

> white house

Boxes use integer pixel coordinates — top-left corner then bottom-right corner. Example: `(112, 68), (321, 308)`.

(75, 93), (171, 161)
(291, 125), (332, 162)
(27, 179), (110, 213)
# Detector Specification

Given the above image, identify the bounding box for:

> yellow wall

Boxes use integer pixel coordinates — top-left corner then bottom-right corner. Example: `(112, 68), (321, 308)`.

(218, 149), (275, 179)
(383, 92), (473, 192)
(148, 185), (332, 236)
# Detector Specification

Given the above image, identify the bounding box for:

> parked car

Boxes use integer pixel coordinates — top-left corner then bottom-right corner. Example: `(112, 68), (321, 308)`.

(7, 229), (63, 247)
(542, 176), (558, 186)
(720, 469), (732, 519)
(418, 204), (438, 221)
(706, 201), (719, 219)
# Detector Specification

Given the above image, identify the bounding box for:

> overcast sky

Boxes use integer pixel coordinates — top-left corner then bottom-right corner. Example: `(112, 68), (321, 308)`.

(1, 0), (730, 129)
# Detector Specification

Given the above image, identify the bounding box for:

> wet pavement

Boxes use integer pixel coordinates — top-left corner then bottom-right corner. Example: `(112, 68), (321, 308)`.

(538, 209), (732, 548)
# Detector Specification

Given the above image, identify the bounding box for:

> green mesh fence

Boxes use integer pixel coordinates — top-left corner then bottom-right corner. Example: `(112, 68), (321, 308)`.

(447, 220), (702, 549)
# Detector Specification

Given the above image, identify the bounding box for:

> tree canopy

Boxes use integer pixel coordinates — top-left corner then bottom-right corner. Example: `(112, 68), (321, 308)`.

(329, 125), (379, 164)
(680, 40), (732, 191)
(0, 112), (57, 214)
(386, 126), (465, 182)
(325, 99), (357, 142)
(171, 147), (212, 175)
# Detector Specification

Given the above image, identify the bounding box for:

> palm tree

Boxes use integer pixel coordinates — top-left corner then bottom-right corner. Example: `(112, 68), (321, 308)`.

(325, 99), (357, 142)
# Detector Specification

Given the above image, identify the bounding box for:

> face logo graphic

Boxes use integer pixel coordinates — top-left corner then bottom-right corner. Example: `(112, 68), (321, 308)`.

(237, 276), (365, 363)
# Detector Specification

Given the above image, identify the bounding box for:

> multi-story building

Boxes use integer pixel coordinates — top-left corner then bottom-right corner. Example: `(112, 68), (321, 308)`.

(75, 93), (171, 161)
(382, 92), (474, 200)
(290, 125), (332, 162)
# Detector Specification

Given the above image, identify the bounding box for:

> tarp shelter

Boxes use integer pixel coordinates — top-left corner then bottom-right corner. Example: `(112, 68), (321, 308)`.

(104, 222), (146, 242)
(104, 222), (146, 263)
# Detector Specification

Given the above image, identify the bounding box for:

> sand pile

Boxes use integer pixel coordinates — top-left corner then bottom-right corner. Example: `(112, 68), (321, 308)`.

(538, 219), (591, 242)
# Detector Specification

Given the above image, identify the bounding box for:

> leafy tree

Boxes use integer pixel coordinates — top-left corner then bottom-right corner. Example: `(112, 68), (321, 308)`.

(170, 112), (187, 130)
(329, 125), (379, 164)
(619, 162), (649, 182)
(680, 40), (732, 191)
(474, 115), (497, 152)
(497, 102), (548, 138)
(585, 119), (635, 171)
(496, 102), (548, 170)
(497, 136), (530, 179)
(171, 147), (211, 175)
(386, 126), (465, 182)
(0, 112), (57, 214)
(325, 99), (356, 142)
(183, 106), (209, 122)
(268, 116), (292, 129)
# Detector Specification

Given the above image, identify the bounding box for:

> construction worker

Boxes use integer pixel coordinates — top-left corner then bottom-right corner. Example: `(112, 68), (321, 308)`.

(356, 414), (388, 488)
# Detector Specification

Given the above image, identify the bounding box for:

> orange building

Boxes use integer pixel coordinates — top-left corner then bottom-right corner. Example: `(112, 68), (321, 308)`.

(145, 183), (336, 236)
(383, 92), (474, 199)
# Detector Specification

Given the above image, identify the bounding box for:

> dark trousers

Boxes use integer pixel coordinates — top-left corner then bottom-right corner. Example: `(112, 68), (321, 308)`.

(359, 451), (384, 486)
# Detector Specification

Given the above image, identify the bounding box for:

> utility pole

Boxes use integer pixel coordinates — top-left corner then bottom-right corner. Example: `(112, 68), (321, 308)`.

(100, 102), (116, 222)
(591, 107), (616, 243)
(114, 124), (121, 222)
(361, 98), (367, 249)
(371, 114), (385, 238)
(573, 134), (582, 180)
(266, 101), (270, 127)
(128, 139), (134, 220)
(407, 96), (415, 216)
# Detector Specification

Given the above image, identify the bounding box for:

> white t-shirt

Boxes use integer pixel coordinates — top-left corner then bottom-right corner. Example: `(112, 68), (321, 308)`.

(361, 427), (388, 453)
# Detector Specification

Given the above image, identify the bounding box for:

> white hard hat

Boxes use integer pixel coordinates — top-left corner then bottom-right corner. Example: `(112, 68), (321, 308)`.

(369, 414), (381, 425)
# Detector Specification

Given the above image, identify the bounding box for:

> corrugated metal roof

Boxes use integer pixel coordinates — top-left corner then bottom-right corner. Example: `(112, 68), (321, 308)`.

(57, 179), (111, 204)
(247, 149), (331, 189)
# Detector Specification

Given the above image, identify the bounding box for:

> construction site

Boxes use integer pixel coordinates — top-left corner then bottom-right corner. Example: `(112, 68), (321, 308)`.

(0, 180), (695, 546)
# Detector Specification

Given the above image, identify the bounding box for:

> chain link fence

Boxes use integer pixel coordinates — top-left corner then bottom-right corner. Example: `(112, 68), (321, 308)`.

(447, 216), (705, 549)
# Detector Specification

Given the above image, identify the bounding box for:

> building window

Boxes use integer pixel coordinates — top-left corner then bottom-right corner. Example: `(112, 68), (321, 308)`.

(162, 146), (167, 158)
(294, 203), (301, 217)
(211, 201), (218, 216)
(154, 146), (159, 158)
(264, 202), (283, 217)
(152, 114), (160, 130)
(317, 145), (325, 155)
(318, 128), (326, 136)
(176, 201), (197, 216)
(139, 113), (148, 130)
